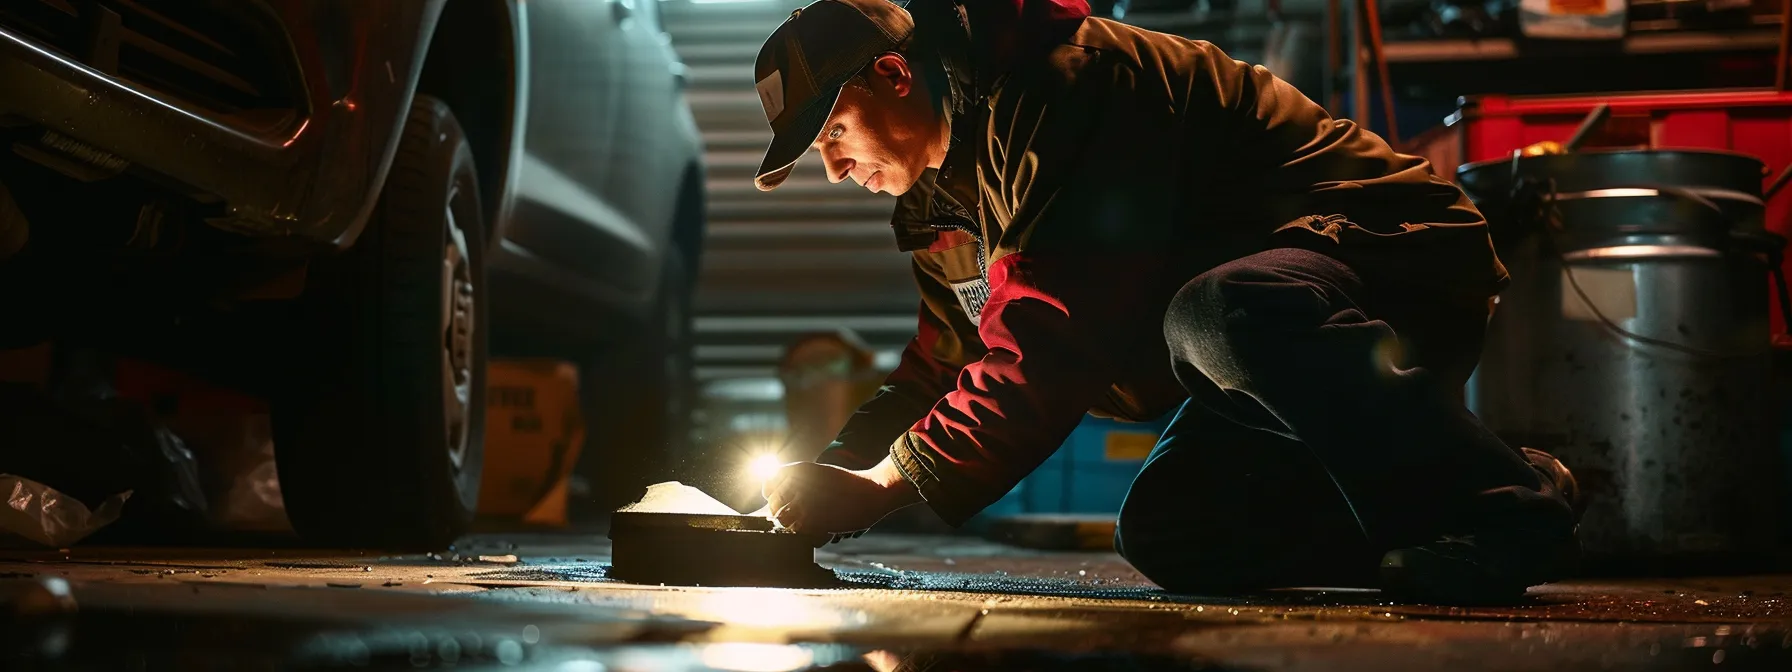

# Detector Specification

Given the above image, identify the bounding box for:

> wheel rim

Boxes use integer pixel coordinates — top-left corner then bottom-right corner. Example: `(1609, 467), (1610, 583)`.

(442, 189), (475, 472)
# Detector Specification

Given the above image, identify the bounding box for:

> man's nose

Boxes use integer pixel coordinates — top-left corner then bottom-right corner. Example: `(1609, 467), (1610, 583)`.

(822, 153), (854, 184)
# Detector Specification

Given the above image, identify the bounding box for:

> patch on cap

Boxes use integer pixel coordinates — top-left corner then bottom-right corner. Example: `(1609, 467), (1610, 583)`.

(756, 70), (785, 122)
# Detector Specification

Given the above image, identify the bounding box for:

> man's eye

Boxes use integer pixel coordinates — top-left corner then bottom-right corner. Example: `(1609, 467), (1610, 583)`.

(827, 126), (843, 140)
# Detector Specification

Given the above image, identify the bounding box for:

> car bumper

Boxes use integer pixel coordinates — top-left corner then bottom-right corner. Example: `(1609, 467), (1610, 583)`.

(0, 0), (442, 245)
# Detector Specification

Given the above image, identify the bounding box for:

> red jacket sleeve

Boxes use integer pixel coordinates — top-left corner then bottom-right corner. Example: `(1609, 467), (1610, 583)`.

(890, 252), (1164, 524)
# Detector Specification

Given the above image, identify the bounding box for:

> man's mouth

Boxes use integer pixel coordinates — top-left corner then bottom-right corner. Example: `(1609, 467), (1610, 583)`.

(865, 171), (883, 193)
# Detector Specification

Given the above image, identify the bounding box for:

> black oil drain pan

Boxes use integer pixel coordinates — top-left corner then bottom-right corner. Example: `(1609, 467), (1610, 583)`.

(607, 512), (835, 587)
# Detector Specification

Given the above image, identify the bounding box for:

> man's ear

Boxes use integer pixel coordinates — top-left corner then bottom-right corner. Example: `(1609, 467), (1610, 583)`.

(870, 53), (914, 98)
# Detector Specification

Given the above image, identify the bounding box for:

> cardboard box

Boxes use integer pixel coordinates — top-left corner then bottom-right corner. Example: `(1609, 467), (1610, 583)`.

(477, 359), (585, 525)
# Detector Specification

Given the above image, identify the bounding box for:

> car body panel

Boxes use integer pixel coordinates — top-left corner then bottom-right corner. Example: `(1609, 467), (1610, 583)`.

(489, 0), (703, 331)
(499, 0), (647, 298)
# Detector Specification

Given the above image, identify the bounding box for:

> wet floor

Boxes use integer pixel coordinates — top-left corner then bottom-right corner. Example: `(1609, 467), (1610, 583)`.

(3, 533), (1791, 671)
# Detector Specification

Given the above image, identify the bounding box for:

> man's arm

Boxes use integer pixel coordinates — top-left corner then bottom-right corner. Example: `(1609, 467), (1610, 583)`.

(814, 236), (989, 469)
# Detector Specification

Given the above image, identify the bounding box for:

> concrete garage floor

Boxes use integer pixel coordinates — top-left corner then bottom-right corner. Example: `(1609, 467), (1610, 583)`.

(2, 533), (1791, 671)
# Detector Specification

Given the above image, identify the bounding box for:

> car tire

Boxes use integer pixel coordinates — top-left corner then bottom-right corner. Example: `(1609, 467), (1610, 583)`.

(575, 254), (695, 514)
(270, 95), (487, 549)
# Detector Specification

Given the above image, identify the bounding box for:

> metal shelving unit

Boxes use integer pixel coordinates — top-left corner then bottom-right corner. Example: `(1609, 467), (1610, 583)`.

(1381, 27), (1782, 63)
(1304, 0), (1791, 141)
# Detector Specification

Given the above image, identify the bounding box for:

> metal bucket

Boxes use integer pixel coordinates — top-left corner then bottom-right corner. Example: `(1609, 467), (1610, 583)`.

(1459, 149), (1785, 574)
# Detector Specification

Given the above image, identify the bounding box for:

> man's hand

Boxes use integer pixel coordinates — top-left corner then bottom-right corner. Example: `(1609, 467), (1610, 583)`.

(762, 457), (921, 534)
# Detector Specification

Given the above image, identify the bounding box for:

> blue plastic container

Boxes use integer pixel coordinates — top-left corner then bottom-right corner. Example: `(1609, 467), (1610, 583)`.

(976, 412), (1173, 522)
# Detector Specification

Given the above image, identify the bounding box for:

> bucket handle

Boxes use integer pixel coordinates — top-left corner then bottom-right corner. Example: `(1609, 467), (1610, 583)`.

(1733, 228), (1792, 341)
(1514, 176), (1787, 358)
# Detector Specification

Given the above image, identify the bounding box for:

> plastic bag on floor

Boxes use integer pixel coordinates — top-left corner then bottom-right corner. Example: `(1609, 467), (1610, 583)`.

(213, 423), (288, 533)
(0, 475), (131, 548)
(0, 361), (209, 544)
(111, 357), (289, 534)
(104, 408), (209, 540)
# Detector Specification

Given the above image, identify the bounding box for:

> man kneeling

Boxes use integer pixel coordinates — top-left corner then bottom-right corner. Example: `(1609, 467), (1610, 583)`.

(750, 0), (1579, 604)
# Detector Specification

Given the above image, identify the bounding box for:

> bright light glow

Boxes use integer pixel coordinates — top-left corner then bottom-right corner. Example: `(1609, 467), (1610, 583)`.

(746, 453), (784, 483)
(863, 651), (904, 672)
(697, 643), (814, 672)
(691, 590), (853, 629)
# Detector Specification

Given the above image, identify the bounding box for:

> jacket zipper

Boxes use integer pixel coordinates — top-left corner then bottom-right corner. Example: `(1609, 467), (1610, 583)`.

(931, 198), (987, 281)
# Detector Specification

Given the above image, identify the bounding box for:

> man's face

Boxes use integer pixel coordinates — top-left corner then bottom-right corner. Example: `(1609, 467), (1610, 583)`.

(813, 54), (940, 196)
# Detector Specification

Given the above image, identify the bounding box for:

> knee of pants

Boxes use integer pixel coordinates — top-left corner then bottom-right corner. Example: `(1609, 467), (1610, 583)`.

(1114, 492), (1295, 593)
(1164, 256), (1338, 389)
(1115, 509), (1382, 594)
(1115, 514), (1216, 590)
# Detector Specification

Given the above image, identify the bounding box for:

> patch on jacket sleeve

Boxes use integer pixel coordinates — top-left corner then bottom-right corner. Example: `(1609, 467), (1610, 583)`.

(951, 277), (991, 325)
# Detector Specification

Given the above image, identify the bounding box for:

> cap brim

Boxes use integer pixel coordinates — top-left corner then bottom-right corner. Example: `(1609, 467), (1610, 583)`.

(754, 86), (844, 192)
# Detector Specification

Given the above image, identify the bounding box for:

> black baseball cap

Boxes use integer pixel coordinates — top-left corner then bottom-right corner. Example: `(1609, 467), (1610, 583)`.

(752, 0), (915, 192)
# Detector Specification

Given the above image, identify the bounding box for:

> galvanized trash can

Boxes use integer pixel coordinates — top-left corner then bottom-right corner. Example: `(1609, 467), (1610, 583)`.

(1460, 149), (1786, 574)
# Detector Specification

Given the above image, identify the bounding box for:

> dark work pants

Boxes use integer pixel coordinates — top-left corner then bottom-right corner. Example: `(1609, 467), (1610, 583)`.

(1113, 248), (1574, 593)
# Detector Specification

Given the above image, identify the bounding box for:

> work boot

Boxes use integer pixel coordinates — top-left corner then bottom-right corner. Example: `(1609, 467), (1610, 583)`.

(1379, 447), (1582, 605)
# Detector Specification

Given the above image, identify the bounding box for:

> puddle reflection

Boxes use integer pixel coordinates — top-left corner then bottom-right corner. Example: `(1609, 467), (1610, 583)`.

(697, 643), (815, 672)
(685, 588), (866, 630)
